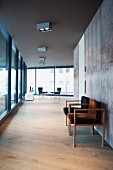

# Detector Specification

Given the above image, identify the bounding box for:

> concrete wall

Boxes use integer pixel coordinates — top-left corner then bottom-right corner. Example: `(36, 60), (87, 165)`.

(73, 44), (79, 99)
(73, 0), (113, 148)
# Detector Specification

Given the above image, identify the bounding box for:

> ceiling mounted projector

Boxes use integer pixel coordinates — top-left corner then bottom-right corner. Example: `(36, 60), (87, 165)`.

(37, 22), (52, 32)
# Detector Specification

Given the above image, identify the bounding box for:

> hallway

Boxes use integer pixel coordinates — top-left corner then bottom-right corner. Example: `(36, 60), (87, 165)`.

(0, 96), (113, 170)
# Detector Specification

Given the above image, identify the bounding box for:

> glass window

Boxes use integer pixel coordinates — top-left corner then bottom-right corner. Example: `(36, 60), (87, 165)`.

(27, 69), (35, 93)
(59, 81), (63, 85)
(55, 68), (74, 95)
(36, 68), (54, 93)
(18, 53), (21, 100)
(22, 60), (25, 97)
(11, 42), (16, 106)
(0, 32), (8, 115)
(27, 67), (74, 96)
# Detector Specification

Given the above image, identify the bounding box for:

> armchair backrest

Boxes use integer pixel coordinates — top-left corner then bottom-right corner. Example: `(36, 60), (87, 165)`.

(88, 99), (101, 120)
(38, 87), (43, 94)
(57, 88), (61, 94)
(81, 96), (90, 108)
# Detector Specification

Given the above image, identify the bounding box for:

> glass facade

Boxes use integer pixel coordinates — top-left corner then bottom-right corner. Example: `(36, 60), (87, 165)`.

(0, 32), (8, 115)
(27, 67), (74, 96)
(0, 19), (73, 123)
(22, 61), (27, 97)
(55, 68), (74, 95)
(22, 59), (25, 97)
(18, 53), (21, 101)
(27, 69), (35, 93)
(0, 20), (26, 121)
(11, 42), (16, 106)
(36, 68), (54, 93)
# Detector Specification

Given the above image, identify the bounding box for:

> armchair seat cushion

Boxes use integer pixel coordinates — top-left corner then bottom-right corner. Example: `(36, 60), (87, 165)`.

(76, 118), (102, 124)
(63, 107), (88, 115)
(68, 114), (102, 124)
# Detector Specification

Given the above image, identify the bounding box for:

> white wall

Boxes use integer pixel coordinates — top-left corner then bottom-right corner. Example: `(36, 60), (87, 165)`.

(79, 35), (85, 99)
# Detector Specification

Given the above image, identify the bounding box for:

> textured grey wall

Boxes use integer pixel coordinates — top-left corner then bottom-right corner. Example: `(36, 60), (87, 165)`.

(73, 0), (113, 147)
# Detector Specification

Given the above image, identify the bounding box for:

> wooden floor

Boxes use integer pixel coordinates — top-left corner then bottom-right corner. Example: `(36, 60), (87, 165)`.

(0, 96), (113, 170)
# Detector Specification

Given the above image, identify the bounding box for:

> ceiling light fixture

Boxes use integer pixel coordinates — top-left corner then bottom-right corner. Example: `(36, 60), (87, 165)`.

(38, 56), (45, 66)
(38, 47), (47, 52)
(37, 22), (52, 32)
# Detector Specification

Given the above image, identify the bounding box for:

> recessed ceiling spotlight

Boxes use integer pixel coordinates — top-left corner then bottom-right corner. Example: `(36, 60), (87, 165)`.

(38, 47), (47, 52)
(37, 22), (52, 32)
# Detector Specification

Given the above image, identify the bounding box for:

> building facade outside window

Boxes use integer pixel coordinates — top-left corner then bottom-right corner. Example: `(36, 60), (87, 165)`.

(55, 68), (74, 95)
(36, 68), (54, 93)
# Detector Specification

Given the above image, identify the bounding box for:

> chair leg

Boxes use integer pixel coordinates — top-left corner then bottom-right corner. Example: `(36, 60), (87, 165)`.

(102, 124), (105, 147)
(68, 121), (71, 135)
(73, 124), (76, 147)
(90, 126), (94, 135)
(66, 115), (67, 126)
(102, 110), (105, 147)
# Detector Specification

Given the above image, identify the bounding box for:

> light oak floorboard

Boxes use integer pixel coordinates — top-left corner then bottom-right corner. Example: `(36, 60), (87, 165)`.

(0, 96), (113, 170)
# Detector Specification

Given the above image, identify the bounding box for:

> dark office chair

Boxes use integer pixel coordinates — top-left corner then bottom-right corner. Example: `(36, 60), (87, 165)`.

(38, 87), (47, 96)
(51, 87), (61, 96)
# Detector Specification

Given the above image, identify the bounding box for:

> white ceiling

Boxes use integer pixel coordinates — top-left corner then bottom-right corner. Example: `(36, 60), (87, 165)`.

(0, 0), (103, 67)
